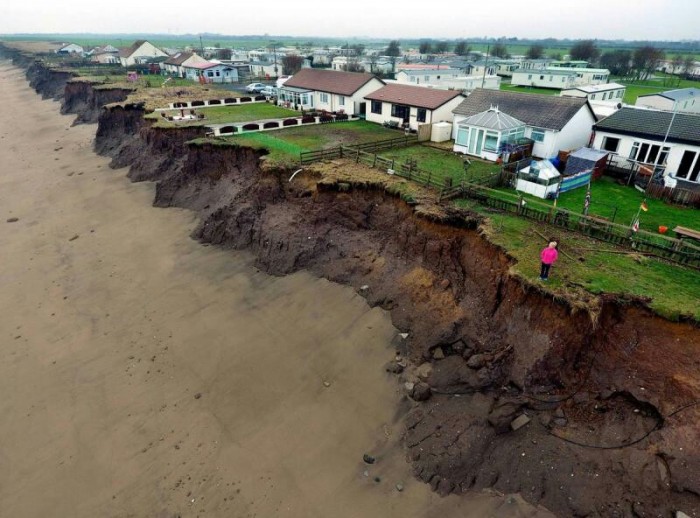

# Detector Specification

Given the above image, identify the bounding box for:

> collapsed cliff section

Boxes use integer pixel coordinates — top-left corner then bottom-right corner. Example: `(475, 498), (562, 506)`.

(25, 61), (76, 100)
(61, 80), (135, 125)
(92, 102), (700, 518)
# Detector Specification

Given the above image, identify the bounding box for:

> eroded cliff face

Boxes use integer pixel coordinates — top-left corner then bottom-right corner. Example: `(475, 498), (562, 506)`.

(14, 63), (699, 517)
(91, 107), (700, 516)
(61, 81), (134, 124)
(25, 61), (75, 100)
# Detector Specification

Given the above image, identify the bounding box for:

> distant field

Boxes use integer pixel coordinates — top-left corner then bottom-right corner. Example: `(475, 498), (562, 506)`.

(3, 35), (699, 56)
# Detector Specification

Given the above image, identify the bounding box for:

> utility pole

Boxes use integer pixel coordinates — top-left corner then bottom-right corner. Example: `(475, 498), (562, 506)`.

(481, 43), (490, 89)
(199, 35), (204, 57)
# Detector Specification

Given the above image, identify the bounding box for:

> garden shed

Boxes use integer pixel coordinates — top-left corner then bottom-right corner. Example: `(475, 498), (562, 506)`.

(564, 147), (608, 179)
(516, 159), (561, 199)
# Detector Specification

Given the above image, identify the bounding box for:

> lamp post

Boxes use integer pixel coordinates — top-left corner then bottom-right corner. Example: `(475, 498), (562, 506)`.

(646, 99), (677, 194)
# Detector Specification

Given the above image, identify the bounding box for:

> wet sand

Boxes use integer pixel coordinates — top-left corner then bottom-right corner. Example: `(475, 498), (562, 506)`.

(0, 61), (552, 518)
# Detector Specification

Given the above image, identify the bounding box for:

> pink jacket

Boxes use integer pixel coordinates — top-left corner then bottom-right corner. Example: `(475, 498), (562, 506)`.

(541, 247), (558, 265)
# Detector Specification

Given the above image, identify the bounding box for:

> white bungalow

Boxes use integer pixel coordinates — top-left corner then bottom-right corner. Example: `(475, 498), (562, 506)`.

(593, 107), (700, 189)
(364, 83), (465, 131)
(278, 69), (384, 116)
(163, 52), (209, 77)
(635, 88), (700, 115)
(452, 89), (596, 160)
(182, 62), (240, 84)
(511, 67), (610, 89)
(118, 40), (168, 67)
(57, 43), (85, 55)
(452, 107), (525, 161)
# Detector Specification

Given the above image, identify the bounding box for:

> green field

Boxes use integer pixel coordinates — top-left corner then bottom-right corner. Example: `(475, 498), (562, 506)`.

(224, 120), (400, 166)
(454, 197), (700, 320)
(495, 176), (700, 233)
(151, 103), (298, 127)
(377, 144), (500, 184)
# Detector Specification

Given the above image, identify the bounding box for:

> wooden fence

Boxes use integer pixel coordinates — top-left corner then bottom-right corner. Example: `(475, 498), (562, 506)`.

(299, 143), (700, 267)
(299, 135), (418, 165)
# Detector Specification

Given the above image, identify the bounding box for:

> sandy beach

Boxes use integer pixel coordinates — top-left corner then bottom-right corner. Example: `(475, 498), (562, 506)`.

(0, 61), (551, 518)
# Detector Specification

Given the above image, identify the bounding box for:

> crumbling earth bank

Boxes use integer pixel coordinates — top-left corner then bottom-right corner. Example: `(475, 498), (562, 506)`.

(11, 58), (697, 517)
(101, 109), (697, 516)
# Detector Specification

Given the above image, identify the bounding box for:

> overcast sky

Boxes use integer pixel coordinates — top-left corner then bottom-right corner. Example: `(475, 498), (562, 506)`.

(1, 0), (698, 41)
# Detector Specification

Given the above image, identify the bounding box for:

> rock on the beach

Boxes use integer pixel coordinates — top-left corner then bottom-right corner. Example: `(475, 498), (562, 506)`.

(363, 453), (376, 464)
(68, 234), (79, 241)
(511, 414), (531, 431)
(410, 382), (431, 402)
(432, 347), (445, 360)
(466, 353), (488, 369)
(395, 483), (404, 492)
(6, 217), (19, 223)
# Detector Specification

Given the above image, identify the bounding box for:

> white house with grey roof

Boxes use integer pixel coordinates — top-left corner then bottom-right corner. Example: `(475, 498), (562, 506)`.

(512, 67), (610, 89)
(635, 88), (700, 114)
(593, 107), (700, 189)
(452, 89), (597, 160)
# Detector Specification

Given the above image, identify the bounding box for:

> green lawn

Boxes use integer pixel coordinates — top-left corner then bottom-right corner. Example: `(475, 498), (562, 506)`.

(151, 103), (299, 127)
(495, 176), (700, 233)
(225, 120), (401, 166)
(377, 144), (501, 184)
(454, 198), (700, 321)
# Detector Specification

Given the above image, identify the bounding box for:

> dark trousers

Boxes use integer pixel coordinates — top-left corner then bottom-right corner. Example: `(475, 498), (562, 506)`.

(540, 262), (552, 279)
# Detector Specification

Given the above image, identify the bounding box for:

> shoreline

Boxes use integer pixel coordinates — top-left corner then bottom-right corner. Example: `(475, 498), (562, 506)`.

(3, 48), (700, 517)
(0, 59), (555, 517)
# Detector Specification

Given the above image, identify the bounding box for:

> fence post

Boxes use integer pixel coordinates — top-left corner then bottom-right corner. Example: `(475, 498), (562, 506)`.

(372, 154), (377, 168)
(356, 148), (360, 163)
(391, 159), (395, 171)
(339, 144), (343, 159)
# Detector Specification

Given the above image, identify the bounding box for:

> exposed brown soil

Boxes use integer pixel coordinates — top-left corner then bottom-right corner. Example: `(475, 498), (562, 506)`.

(8, 52), (700, 517)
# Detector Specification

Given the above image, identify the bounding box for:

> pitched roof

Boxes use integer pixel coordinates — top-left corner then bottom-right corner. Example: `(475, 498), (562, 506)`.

(119, 40), (147, 58)
(364, 84), (463, 110)
(460, 107), (525, 131)
(453, 89), (593, 130)
(283, 69), (380, 96)
(593, 107), (700, 146)
(164, 52), (195, 66)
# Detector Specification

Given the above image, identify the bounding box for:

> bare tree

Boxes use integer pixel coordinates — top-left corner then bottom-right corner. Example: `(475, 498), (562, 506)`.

(569, 40), (600, 63)
(526, 44), (544, 59)
(282, 55), (304, 76)
(491, 42), (509, 58)
(683, 55), (697, 79)
(385, 40), (401, 57)
(632, 46), (665, 81)
(454, 41), (470, 56)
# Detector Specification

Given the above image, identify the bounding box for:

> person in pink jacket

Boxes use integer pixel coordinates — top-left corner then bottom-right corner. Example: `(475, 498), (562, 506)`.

(539, 241), (559, 281)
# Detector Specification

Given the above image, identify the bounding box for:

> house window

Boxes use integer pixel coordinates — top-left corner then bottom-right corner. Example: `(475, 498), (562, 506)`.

(540, 75), (544, 80)
(591, 94), (597, 100)
(338, 95), (345, 105)
(370, 100), (382, 114)
(320, 92), (329, 103)
(601, 136), (620, 152)
(416, 108), (427, 123)
(207, 71), (214, 77)
(425, 76), (430, 82)
(528, 74), (532, 80)
(676, 150), (700, 182)
(456, 126), (469, 146)
(391, 104), (409, 120)
(484, 131), (499, 152)
(531, 129), (545, 142)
